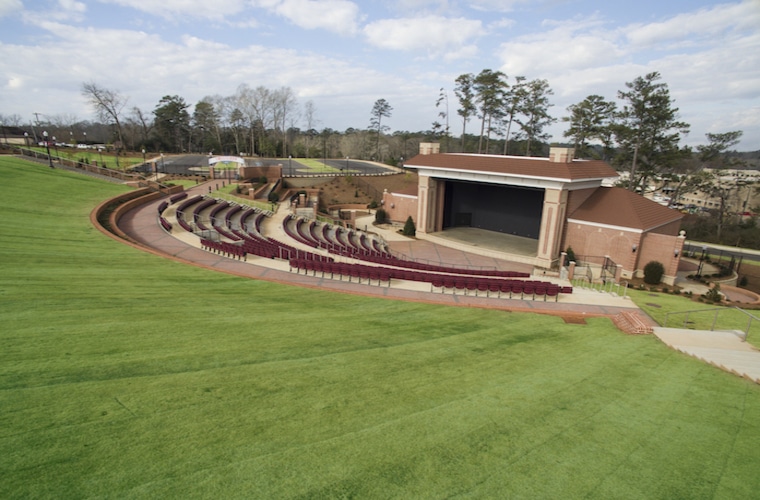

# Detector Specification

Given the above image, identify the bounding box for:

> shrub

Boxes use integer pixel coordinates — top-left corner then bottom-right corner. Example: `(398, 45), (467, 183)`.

(368, 200), (378, 209)
(740, 276), (749, 287)
(259, 175), (267, 185)
(402, 216), (416, 237)
(565, 247), (576, 265)
(643, 261), (665, 285)
(375, 208), (387, 224)
(268, 191), (279, 203)
(705, 283), (722, 303)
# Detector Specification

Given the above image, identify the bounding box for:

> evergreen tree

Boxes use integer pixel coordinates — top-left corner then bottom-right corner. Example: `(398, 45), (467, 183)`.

(562, 95), (617, 159)
(369, 98), (392, 160)
(514, 79), (555, 156)
(614, 72), (690, 191)
(454, 73), (476, 152)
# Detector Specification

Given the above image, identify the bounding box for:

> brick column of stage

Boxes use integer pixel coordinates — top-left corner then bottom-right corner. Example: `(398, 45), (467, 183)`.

(536, 187), (568, 268)
(417, 175), (440, 234)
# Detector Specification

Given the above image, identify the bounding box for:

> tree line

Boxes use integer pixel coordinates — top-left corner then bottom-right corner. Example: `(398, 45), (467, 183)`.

(2, 73), (749, 195)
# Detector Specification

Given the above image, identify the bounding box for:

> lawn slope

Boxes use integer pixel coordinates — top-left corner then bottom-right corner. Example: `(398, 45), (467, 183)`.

(1, 157), (760, 498)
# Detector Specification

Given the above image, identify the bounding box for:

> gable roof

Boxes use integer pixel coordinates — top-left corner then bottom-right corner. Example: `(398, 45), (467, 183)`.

(405, 153), (618, 181)
(569, 187), (684, 231)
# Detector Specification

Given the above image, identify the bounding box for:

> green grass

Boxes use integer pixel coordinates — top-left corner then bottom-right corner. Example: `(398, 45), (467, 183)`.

(284, 157), (344, 173)
(211, 183), (273, 211)
(2, 156), (760, 498)
(628, 289), (760, 345)
(27, 146), (146, 169)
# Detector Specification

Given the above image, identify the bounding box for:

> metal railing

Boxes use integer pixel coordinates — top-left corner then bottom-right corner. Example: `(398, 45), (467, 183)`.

(663, 306), (760, 340)
(571, 277), (628, 298)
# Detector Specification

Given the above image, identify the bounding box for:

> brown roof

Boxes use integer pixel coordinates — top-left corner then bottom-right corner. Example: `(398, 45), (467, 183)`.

(569, 187), (684, 231)
(405, 153), (618, 181)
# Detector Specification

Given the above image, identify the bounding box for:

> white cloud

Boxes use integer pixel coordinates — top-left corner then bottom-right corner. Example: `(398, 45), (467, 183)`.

(364, 15), (482, 57)
(624, 1), (760, 50)
(0, 0), (23, 18)
(98, 0), (249, 21)
(269, 0), (361, 35)
(469, 0), (529, 13)
(0, 19), (422, 131)
(494, 3), (760, 149)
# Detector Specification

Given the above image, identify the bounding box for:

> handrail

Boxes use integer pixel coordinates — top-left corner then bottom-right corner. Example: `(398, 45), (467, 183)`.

(664, 306), (760, 339)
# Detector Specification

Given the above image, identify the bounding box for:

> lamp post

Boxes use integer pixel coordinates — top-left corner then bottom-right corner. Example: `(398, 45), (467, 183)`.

(345, 156), (349, 175)
(42, 131), (53, 168)
(159, 153), (164, 181)
(52, 136), (58, 158)
(289, 155), (292, 176)
(24, 132), (29, 149)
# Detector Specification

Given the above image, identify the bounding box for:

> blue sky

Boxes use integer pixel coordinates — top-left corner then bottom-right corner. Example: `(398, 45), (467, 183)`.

(1, 0), (759, 150)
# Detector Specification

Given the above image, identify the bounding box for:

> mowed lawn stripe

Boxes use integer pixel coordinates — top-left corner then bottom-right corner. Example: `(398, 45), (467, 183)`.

(1, 157), (760, 498)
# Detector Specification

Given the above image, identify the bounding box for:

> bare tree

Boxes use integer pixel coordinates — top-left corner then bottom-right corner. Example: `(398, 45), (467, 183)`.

(81, 81), (127, 149)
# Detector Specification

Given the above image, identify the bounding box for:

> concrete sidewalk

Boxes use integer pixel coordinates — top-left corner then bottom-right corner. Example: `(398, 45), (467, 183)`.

(653, 327), (760, 383)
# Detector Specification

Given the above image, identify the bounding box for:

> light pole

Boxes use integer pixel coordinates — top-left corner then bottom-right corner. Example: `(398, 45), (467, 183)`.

(52, 136), (58, 158)
(159, 153), (164, 181)
(42, 131), (53, 168)
(346, 156), (349, 175)
(289, 155), (292, 176)
(24, 132), (29, 149)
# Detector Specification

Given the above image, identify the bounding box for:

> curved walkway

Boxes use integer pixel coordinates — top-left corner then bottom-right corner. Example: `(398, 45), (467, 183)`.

(117, 181), (641, 321)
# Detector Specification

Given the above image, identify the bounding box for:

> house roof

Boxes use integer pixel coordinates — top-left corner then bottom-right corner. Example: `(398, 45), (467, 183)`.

(569, 187), (684, 231)
(405, 153), (618, 181)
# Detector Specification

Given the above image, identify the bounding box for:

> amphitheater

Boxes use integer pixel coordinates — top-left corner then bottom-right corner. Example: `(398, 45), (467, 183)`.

(88, 176), (760, 385)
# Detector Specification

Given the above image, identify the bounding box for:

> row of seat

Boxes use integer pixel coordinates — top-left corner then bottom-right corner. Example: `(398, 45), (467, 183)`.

(200, 238), (246, 260)
(288, 258), (570, 300)
(167, 195), (572, 300)
(159, 216), (172, 232)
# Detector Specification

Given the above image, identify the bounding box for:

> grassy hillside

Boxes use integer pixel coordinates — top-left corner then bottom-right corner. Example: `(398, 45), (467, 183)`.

(2, 156), (760, 498)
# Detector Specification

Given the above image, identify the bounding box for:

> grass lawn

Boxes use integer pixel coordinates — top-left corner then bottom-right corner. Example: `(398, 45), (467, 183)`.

(27, 146), (146, 170)
(2, 156), (760, 498)
(285, 157), (342, 173)
(628, 289), (760, 346)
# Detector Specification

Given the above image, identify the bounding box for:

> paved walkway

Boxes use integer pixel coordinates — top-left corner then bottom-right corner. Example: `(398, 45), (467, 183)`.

(118, 181), (640, 319)
(653, 327), (760, 383)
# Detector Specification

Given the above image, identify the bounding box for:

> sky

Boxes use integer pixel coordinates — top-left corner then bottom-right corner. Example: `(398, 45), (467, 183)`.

(1, 0), (759, 151)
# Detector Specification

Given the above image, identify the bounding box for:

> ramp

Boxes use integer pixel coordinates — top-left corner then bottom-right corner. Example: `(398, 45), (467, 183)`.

(653, 327), (760, 383)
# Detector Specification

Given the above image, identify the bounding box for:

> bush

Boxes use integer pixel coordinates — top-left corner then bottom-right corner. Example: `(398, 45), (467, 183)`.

(705, 283), (722, 303)
(268, 191), (279, 203)
(402, 216), (416, 237)
(643, 261), (665, 285)
(740, 275), (749, 287)
(375, 208), (387, 224)
(565, 246), (576, 265)
(368, 200), (378, 209)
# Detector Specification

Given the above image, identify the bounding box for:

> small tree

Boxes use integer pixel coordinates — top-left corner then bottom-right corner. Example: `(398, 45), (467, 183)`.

(643, 261), (665, 285)
(705, 283), (722, 303)
(375, 208), (387, 224)
(565, 246), (576, 265)
(402, 216), (416, 237)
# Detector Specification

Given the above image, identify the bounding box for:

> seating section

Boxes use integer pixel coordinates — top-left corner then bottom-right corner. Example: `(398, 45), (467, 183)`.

(164, 194), (571, 300)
